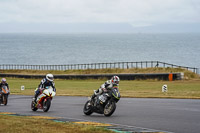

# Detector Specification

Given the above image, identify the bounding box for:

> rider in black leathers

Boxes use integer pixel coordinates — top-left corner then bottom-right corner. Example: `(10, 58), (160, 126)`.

(0, 78), (10, 94)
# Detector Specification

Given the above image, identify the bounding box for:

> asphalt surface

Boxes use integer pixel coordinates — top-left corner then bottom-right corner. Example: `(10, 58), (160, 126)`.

(1, 95), (200, 133)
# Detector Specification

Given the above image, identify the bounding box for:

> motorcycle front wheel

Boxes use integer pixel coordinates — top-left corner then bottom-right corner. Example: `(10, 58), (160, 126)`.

(83, 100), (93, 115)
(31, 101), (38, 111)
(104, 101), (116, 117)
(43, 98), (51, 112)
(3, 94), (8, 105)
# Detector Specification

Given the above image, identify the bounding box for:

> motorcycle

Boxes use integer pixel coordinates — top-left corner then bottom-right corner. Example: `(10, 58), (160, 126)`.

(83, 86), (120, 117)
(0, 86), (9, 105)
(31, 86), (56, 112)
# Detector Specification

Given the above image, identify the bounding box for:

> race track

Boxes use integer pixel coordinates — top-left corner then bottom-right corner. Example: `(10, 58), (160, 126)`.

(1, 95), (200, 133)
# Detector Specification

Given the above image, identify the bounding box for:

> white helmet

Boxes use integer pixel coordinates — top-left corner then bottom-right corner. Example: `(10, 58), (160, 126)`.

(46, 74), (54, 82)
(111, 76), (120, 85)
(1, 78), (6, 83)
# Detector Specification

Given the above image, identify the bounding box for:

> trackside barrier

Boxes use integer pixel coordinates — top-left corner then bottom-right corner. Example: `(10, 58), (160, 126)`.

(0, 61), (198, 74)
(0, 73), (184, 81)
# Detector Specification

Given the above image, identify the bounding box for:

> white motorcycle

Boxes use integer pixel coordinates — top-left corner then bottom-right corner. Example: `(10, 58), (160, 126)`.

(31, 86), (56, 112)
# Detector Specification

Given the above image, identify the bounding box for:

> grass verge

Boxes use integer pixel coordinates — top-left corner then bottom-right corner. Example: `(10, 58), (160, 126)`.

(5, 78), (200, 99)
(0, 115), (113, 133)
(1, 68), (199, 99)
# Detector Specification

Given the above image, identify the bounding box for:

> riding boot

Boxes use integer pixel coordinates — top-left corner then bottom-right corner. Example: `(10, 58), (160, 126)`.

(91, 94), (96, 99)
(34, 93), (39, 103)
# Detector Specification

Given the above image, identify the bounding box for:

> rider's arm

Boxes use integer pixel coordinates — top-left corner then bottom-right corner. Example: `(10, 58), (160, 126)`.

(51, 82), (56, 92)
(104, 80), (111, 88)
(38, 78), (45, 89)
(53, 87), (56, 92)
(38, 83), (42, 89)
(6, 83), (10, 94)
(5, 83), (9, 90)
(99, 81), (110, 93)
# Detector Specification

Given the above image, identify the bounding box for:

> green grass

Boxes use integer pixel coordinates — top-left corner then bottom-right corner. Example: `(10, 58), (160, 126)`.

(1, 68), (199, 99)
(0, 115), (113, 133)
(6, 78), (200, 99)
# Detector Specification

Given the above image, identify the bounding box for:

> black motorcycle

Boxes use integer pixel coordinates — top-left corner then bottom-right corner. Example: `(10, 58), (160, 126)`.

(83, 86), (120, 117)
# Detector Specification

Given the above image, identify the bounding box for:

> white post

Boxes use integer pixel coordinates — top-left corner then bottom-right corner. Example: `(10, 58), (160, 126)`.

(162, 85), (168, 92)
(21, 86), (25, 91)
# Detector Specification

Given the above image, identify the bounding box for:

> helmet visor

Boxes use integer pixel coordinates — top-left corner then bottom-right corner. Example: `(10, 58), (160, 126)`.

(114, 81), (119, 84)
(48, 76), (54, 81)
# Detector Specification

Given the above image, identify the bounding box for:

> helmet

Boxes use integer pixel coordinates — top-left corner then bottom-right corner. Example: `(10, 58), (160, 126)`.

(111, 76), (120, 85)
(46, 74), (54, 82)
(1, 78), (6, 83)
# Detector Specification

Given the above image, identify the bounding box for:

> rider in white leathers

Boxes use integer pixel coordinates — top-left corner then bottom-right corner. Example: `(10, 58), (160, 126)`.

(91, 76), (120, 99)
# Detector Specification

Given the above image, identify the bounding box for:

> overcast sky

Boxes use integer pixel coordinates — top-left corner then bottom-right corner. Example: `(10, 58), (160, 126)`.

(0, 0), (200, 33)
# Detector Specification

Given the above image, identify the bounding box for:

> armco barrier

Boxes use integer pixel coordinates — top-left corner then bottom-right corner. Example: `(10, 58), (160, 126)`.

(0, 61), (198, 74)
(0, 73), (184, 80)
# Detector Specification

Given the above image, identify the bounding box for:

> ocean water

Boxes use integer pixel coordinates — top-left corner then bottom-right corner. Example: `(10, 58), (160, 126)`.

(0, 33), (200, 68)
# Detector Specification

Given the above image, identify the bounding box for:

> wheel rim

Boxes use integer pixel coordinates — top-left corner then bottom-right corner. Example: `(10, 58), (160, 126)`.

(104, 102), (115, 115)
(43, 101), (47, 110)
(85, 101), (91, 110)
(31, 101), (35, 109)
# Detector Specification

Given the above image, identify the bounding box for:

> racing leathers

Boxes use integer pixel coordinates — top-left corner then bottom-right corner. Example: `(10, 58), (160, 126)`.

(92, 80), (117, 99)
(0, 82), (10, 94)
(34, 78), (56, 102)
(0, 83), (9, 90)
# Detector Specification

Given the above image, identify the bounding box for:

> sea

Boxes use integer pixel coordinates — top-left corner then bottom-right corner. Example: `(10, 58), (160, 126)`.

(0, 33), (200, 69)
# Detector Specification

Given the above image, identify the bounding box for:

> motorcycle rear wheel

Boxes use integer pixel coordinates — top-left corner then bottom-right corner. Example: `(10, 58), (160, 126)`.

(43, 98), (51, 112)
(83, 100), (93, 115)
(104, 101), (116, 117)
(31, 101), (38, 111)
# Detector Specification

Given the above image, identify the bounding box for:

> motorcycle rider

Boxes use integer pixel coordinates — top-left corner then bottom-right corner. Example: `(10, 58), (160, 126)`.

(33, 74), (56, 103)
(0, 78), (10, 94)
(91, 75), (120, 99)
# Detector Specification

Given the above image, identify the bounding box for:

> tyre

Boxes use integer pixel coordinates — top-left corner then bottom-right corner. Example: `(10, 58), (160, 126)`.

(31, 101), (38, 111)
(3, 95), (8, 105)
(83, 100), (93, 115)
(43, 98), (51, 112)
(104, 101), (116, 117)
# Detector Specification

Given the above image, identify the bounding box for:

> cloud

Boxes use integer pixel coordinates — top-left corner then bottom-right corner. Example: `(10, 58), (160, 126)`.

(0, 0), (200, 26)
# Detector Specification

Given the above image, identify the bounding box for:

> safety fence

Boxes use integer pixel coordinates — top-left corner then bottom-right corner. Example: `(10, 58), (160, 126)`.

(0, 73), (184, 81)
(0, 61), (199, 74)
